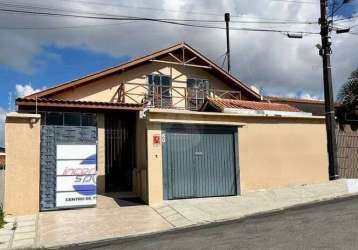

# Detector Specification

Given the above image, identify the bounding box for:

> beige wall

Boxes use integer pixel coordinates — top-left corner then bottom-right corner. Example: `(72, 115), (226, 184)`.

(51, 61), (248, 108)
(146, 122), (164, 205)
(238, 119), (329, 193)
(4, 113), (41, 215)
(133, 115), (148, 202)
(145, 111), (329, 204)
(96, 113), (106, 194)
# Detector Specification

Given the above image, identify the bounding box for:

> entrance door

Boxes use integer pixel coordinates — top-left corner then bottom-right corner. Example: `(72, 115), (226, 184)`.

(105, 112), (135, 192)
(163, 125), (238, 200)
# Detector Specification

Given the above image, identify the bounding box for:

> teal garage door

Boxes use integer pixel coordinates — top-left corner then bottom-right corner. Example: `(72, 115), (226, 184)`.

(163, 125), (238, 200)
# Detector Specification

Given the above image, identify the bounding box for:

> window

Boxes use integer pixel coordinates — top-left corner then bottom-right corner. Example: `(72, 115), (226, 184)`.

(64, 113), (81, 126)
(147, 74), (172, 108)
(81, 113), (97, 126)
(46, 112), (63, 126)
(42, 112), (96, 126)
(187, 78), (209, 110)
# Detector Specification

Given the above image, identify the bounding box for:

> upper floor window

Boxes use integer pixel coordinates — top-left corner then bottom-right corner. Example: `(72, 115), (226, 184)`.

(147, 74), (172, 107)
(187, 78), (209, 90)
(187, 78), (209, 110)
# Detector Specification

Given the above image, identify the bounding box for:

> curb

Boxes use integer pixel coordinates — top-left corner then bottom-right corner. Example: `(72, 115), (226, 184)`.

(53, 193), (358, 250)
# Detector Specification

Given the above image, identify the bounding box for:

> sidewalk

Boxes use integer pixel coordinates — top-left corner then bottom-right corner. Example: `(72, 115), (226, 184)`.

(0, 179), (357, 249)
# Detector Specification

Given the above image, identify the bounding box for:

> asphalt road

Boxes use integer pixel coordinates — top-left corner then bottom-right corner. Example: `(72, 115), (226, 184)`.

(71, 197), (358, 250)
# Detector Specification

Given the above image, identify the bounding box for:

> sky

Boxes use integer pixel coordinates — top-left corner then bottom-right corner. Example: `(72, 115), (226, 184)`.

(0, 0), (357, 147)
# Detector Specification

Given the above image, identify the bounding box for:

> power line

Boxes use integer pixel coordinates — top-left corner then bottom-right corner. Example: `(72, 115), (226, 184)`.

(0, 7), (320, 35)
(0, 2), (317, 25)
(0, 20), (137, 30)
(0, 0), (318, 23)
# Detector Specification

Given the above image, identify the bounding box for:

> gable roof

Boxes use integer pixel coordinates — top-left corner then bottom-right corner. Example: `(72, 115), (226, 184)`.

(205, 98), (302, 112)
(25, 42), (261, 100)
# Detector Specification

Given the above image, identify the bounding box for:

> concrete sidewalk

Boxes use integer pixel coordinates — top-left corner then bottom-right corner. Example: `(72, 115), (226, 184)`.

(153, 179), (358, 227)
(1, 179), (357, 249)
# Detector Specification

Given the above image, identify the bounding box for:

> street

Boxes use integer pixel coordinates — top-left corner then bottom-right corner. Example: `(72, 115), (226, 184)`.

(70, 197), (358, 250)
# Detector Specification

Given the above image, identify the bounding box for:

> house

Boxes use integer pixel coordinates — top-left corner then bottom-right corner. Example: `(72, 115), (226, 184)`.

(4, 42), (329, 215)
(265, 96), (326, 116)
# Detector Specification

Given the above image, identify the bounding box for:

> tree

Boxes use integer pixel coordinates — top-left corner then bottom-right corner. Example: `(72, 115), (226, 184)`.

(337, 68), (358, 105)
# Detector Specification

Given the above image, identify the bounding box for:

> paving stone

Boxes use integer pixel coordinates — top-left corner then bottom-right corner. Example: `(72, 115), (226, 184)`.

(11, 238), (35, 249)
(16, 215), (37, 222)
(13, 231), (36, 241)
(4, 216), (15, 223)
(0, 229), (12, 236)
(16, 220), (36, 227)
(0, 233), (11, 241)
(2, 223), (14, 231)
(0, 241), (9, 250)
(15, 225), (36, 233)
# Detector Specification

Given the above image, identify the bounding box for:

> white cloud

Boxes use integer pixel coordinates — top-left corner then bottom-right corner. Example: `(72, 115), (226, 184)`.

(0, 0), (357, 99)
(15, 84), (46, 98)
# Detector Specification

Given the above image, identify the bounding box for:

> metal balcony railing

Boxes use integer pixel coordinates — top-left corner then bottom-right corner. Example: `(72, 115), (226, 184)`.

(117, 82), (242, 111)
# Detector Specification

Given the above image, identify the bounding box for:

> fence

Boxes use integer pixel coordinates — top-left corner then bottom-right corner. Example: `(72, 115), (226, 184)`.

(118, 82), (242, 111)
(336, 124), (358, 178)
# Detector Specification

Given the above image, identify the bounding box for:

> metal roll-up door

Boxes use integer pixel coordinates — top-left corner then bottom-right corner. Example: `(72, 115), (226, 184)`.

(163, 125), (238, 200)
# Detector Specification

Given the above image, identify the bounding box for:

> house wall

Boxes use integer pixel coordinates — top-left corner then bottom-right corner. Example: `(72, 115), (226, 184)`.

(146, 110), (329, 205)
(4, 113), (41, 215)
(51, 60), (248, 108)
(97, 113), (106, 194)
(133, 115), (148, 202)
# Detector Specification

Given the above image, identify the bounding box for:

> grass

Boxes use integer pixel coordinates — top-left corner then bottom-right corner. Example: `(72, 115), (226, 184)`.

(0, 207), (4, 228)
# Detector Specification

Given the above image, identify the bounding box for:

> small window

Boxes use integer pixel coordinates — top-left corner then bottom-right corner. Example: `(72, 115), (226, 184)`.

(64, 113), (81, 126)
(46, 112), (63, 126)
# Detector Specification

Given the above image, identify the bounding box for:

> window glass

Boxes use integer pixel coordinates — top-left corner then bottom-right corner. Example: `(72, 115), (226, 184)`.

(46, 112), (63, 126)
(81, 113), (96, 126)
(64, 113), (81, 126)
(187, 78), (196, 88)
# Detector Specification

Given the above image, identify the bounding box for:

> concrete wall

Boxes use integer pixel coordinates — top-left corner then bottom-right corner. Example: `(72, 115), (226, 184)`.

(133, 115), (148, 202)
(4, 113), (41, 215)
(97, 113), (106, 194)
(145, 110), (329, 205)
(50, 61), (249, 107)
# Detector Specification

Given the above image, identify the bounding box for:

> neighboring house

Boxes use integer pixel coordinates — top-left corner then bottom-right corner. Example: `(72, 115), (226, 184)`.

(4, 42), (329, 215)
(265, 96), (326, 116)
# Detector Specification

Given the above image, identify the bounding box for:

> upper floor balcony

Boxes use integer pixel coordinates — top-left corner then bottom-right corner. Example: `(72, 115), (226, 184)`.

(117, 81), (242, 111)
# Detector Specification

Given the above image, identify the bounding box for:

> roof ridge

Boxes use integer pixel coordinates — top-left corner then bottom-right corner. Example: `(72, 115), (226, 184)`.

(23, 42), (261, 101)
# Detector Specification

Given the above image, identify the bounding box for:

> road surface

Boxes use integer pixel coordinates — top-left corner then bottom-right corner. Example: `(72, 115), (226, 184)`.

(69, 197), (358, 250)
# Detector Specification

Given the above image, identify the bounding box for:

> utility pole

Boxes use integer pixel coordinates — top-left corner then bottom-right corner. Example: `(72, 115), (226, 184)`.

(319, 0), (339, 180)
(225, 13), (231, 73)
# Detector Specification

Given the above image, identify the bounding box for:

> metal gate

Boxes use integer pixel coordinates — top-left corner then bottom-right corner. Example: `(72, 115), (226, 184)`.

(40, 125), (97, 210)
(163, 125), (238, 200)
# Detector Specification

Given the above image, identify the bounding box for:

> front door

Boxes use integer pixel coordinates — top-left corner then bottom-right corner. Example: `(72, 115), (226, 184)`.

(105, 112), (135, 192)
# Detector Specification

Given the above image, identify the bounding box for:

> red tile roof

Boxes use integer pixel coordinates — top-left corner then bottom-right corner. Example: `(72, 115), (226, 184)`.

(17, 98), (143, 111)
(206, 98), (302, 112)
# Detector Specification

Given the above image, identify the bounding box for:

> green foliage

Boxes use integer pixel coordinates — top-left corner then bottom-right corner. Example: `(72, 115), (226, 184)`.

(338, 68), (358, 105)
(0, 208), (4, 228)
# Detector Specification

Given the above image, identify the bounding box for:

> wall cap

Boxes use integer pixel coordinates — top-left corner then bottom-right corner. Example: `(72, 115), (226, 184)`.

(6, 112), (41, 119)
(148, 108), (326, 120)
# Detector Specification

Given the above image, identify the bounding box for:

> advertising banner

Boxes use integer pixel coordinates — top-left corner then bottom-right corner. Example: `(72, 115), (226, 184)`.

(56, 144), (97, 208)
